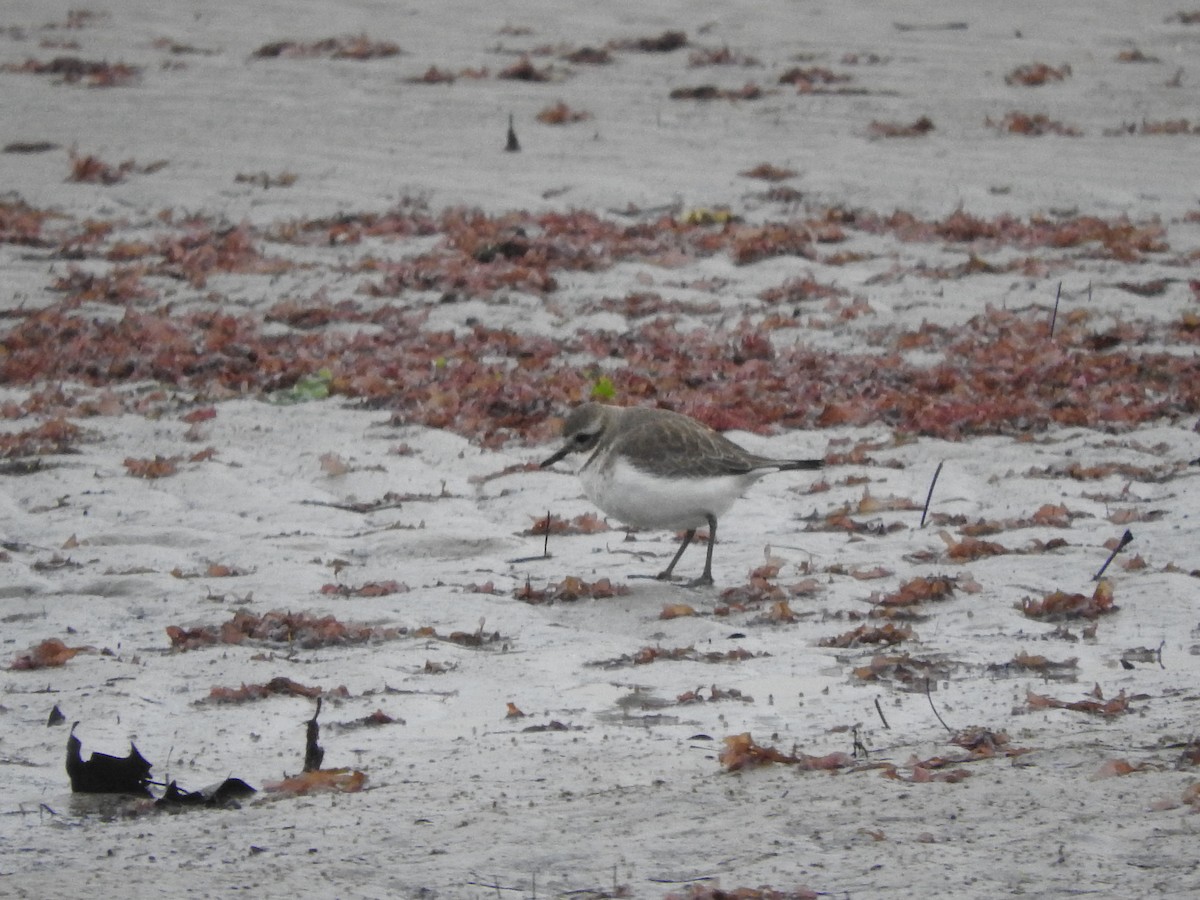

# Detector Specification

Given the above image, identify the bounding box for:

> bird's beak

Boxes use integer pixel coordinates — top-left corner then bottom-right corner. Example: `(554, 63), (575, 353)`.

(540, 445), (571, 468)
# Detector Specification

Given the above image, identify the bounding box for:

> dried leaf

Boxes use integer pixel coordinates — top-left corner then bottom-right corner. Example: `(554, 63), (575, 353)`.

(262, 768), (367, 795)
(1026, 685), (1130, 716)
(10, 637), (90, 670)
(1021, 579), (1117, 620)
(820, 623), (912, 648)
(124, 455), (179, 478)
(719, 732), (856, 772)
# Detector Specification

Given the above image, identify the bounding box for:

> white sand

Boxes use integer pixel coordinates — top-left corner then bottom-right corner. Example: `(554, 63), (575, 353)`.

(3, 2), (1199, 897)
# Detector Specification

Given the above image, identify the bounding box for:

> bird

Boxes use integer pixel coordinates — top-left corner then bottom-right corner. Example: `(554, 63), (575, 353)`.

(541, 402), (824, 586)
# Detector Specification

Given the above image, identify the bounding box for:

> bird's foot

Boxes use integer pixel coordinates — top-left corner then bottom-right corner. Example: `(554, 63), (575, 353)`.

(655, 570), (713, 588)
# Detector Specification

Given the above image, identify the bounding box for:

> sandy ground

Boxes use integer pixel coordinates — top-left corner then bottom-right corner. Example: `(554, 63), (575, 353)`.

(3, 1), (1200, 898)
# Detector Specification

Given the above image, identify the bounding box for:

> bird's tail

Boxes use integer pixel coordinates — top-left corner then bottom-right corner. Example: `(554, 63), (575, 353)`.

(776, 458), (825, 471)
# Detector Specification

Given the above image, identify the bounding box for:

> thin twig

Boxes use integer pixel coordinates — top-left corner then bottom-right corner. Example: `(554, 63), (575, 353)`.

(920, 461), (944, 528)
(464, 879), (522, 895)
(1093, 529), (1134, 581)
(1049, 281), (1062, 338)
(874, 696), (891, 730)
(509, 513), (556, 564)
(925, 677), (953, 735)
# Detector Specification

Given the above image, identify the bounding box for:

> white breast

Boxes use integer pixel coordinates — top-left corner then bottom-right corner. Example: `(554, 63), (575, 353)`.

(579, 456), (758, 530)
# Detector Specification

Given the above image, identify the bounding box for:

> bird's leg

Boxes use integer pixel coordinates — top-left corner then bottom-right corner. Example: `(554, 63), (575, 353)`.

(657, 528), (696, 581)
(686, 514), (718, 588)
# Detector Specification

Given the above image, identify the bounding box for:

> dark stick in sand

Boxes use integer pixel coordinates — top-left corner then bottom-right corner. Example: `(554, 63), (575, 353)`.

(874, 696), (890, 730)
(920, 461), (944, 528)
(505, 113), (520, 152)
(1049, 281), (1061, 338)
(303, 698), (324, 773)
(1093, 529), (1133, 581)
(925, 677), (953, 735)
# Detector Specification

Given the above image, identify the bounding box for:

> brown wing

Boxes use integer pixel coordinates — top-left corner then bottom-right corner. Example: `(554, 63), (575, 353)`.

(615, 410), (769, 479)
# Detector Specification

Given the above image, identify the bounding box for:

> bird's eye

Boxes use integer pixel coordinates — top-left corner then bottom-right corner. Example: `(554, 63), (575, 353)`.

(573, 432), (590, 444)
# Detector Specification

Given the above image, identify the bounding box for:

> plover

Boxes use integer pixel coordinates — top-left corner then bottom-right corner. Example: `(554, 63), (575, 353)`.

(541, 403), (824, 586)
